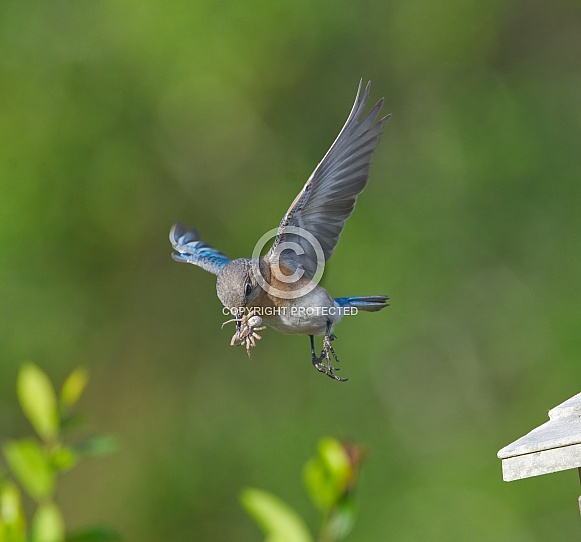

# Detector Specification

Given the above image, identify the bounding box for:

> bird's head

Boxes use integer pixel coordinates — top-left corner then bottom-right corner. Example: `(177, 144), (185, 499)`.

(216, 258), (261, 319)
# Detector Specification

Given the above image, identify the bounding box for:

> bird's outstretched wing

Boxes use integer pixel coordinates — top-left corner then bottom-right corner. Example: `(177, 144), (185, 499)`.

(170, 222), (230, 275)
(267, 81), (389, 278)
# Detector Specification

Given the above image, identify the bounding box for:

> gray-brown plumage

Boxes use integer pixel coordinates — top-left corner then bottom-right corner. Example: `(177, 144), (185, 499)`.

(269, 80), (390, 277)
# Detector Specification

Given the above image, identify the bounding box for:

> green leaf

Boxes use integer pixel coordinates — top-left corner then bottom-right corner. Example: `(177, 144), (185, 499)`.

(31, 503), (64, 542)
(65, 527), (122, 542)
(2, 440), (54, 501)
(0, 482), (26, 542)
(17, 363), (59, 442)
(60, 368), (89, 413)
(240, 488), (313, 542)
(50, 447), (78, 472)
(303, 438), (351, 511)
(322, 498), (357, 541)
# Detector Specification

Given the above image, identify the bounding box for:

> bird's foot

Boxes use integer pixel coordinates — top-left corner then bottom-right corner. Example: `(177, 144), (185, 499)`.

(311, 335), (347, 382)
(323, 334), (340, 364)
(312, 360), (347, 382)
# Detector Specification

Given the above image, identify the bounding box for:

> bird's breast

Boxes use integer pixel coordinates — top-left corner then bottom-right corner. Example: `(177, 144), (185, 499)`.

(256, 287), (342, 336)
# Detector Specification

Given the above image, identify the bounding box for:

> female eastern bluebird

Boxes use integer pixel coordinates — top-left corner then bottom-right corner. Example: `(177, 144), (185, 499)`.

(170, 81), (389, 381)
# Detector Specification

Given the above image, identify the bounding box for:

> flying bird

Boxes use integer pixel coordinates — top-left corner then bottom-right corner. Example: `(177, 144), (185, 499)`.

(170, 81), (390, 381)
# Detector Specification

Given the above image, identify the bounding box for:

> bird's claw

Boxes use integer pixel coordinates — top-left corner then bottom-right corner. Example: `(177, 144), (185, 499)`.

(313, 361), (348, 382)
(323, 336), (340, 364)
(312, 334), (347, 381)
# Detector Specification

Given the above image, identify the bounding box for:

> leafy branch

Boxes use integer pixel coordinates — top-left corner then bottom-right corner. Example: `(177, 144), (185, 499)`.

(241, 437), (364, 542)
(0, 363), (119, 542)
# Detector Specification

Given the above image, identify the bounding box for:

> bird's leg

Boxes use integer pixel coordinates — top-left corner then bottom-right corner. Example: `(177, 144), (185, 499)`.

(320, 321), (340, 364)
(323, 327), (340, 365)
(310, 335), (318, 360)
(309, 332), (347, 382)
(325, 339), (340, 366)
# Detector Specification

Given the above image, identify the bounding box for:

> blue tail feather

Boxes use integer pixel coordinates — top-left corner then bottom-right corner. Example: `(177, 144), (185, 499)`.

(334, 295), (389, 312)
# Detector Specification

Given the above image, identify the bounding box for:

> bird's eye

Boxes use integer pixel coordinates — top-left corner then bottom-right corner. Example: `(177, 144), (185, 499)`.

(245, 282), (252, 297)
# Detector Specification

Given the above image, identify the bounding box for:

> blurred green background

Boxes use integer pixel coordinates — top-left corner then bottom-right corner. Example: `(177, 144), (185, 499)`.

(1, 0), (581, 540)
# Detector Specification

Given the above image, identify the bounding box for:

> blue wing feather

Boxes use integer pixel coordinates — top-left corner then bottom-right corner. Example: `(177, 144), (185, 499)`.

(169, 222), (230, 275)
